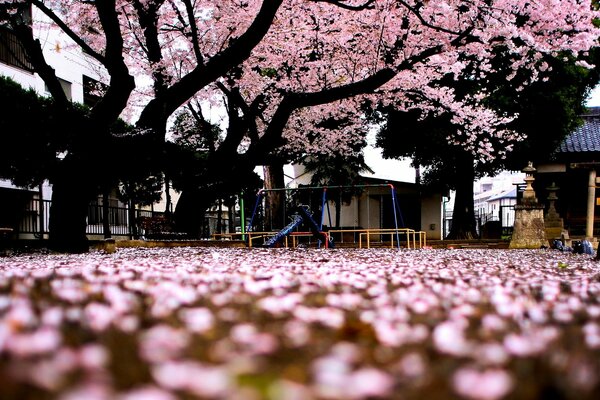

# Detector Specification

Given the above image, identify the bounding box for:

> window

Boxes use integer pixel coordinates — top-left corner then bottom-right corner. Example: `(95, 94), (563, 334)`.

(44, 78), (73, 101)
(0, 27), (34, 72)
(83, 75), (106, 107)
(0, 4), (33, 72)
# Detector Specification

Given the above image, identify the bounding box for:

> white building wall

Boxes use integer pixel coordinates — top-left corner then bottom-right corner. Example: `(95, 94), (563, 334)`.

(421, 194), (442, 240)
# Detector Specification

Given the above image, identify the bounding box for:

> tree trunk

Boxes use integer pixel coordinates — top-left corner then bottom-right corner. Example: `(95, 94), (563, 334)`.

(174, 188), (214, 238)
(263, 162), (285, 231)
(164, 176), (172, 218)
(102, 190), (112, 239)
(217, 198), (223, 234)
(446, 155), (478, 239)
(226, 197), (236, 234)
(49, 178), (93, 253)
(335, 199), (342, 228)
(128, 200), (139, 239)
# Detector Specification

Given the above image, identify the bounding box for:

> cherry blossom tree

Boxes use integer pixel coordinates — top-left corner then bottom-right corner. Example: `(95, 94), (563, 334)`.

(1, 0), (599, 245)
(171, 0), (600, 235)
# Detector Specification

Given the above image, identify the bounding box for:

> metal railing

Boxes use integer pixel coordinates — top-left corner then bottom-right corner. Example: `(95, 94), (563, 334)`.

(18, 199), (51, 237)
(14, 198), (157, 239)
(212, 228), (427, 249)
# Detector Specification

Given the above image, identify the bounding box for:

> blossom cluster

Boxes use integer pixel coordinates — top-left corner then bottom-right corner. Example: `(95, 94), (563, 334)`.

(1, 247), (600, 399)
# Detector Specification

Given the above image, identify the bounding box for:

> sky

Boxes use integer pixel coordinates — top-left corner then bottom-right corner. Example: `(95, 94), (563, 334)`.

(361, 129), (416, 184)
(587, 85), (600, 107)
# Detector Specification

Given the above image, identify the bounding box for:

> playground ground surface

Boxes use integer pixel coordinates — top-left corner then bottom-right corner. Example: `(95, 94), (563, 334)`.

(1, 247), (600, 399)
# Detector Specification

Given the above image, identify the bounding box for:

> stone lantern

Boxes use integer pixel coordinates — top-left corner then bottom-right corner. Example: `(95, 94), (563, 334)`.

(521, 162), (538, 204)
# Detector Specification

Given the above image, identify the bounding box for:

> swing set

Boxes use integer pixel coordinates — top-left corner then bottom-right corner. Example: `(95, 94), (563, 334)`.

(231, 184), (426, 249)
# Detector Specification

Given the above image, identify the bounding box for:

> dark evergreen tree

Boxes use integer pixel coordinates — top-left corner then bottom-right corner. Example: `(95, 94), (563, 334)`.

(376, 50), (600, 239)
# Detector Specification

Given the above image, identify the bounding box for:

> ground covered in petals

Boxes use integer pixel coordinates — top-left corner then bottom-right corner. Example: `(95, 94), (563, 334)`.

(1, 247), (600, 399)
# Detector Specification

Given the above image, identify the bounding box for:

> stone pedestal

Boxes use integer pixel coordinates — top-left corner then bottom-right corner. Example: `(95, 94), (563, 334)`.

(509, 162), (548, 249)
(510, 205), (548, 249)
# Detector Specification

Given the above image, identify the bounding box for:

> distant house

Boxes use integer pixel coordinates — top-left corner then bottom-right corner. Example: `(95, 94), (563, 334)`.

(536, 107), (600, 238)
(474, 172), (523, 224)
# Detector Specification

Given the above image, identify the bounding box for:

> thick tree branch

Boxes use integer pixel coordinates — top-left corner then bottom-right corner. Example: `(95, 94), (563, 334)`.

(216, 81), (261, 144)
(92, 0), (135, 123)
(137, 0), (284, 130)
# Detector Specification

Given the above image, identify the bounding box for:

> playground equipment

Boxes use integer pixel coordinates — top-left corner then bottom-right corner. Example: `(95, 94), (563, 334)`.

(261, 205), (334, 248)
(243, 184), (423, 250)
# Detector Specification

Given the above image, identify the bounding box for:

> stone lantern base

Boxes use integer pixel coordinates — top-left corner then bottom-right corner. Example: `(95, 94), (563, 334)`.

(509, 204), (548, 249)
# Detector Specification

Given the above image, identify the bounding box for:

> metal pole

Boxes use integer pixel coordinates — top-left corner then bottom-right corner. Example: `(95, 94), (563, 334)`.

(390, 185), (401, 250)
(320, 187), (327, 230)
(246, 190), (264, 235)
(240, 191), (246, 241)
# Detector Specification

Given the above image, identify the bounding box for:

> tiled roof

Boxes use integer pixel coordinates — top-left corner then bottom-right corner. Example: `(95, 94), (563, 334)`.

(558, 113), (600, 153)
(487, 187), (517, 201)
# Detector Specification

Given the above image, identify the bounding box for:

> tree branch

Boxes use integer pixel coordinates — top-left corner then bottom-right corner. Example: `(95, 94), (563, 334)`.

(182, 0), (204, 64)
(309, 0), (376, 11)
(216, 81), (260, 144)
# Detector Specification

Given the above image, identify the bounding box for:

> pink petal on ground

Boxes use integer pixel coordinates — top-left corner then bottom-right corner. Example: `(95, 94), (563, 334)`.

(6, 326), (62, 357)
(452, 368), (514, 400)
(139, 325), (190, 363)
(179, 307), (214, 333)
(396, 352), (427, 378)
(84, 302), (116, 332)
(152, 361), (231, 397)
(433, 320), (471, 356)
(79, 344), (109, 370)
(117, 385), (177, 400)
(347, 368), (394, 399)
(58, 382), (113, 400)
